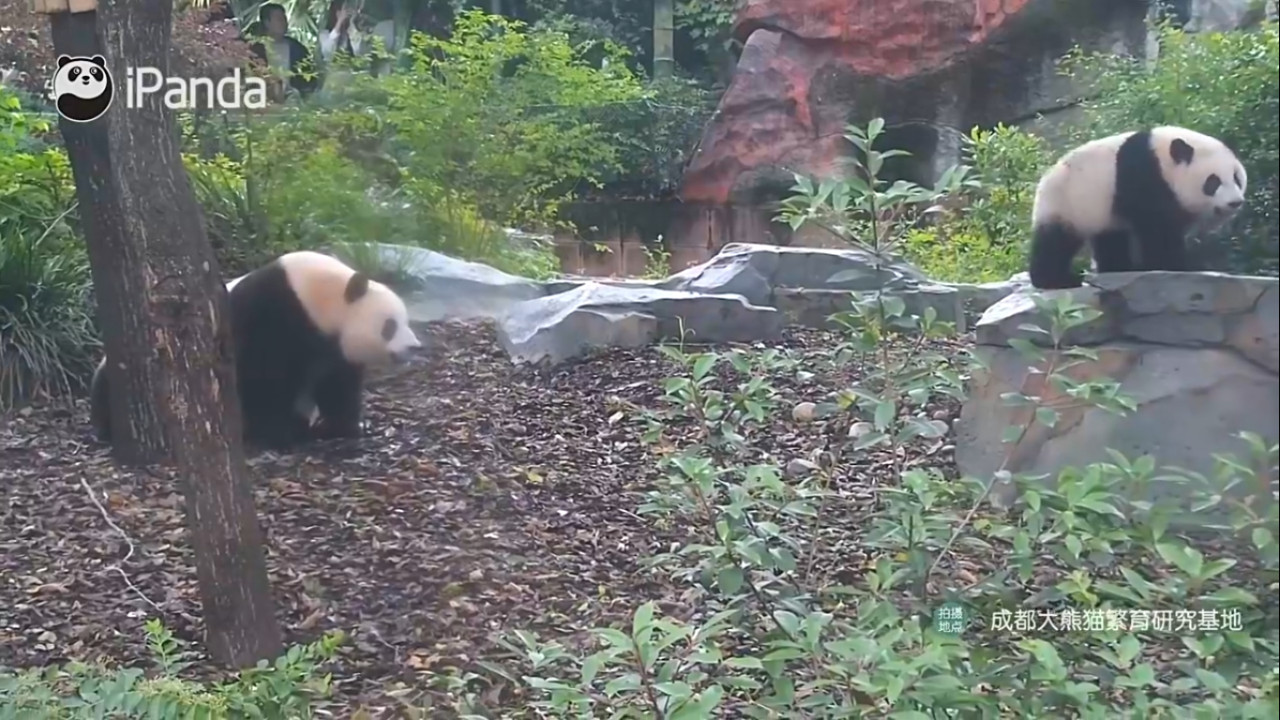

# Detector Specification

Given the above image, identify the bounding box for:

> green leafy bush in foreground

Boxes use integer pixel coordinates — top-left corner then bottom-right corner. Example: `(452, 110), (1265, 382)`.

(0, 620), (342, 718)
(428, 120), (1279, 718)
(454, 298), (1277, 717)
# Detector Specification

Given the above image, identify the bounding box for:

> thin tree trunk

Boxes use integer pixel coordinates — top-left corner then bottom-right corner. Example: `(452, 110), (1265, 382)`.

(47, 0), (283, 668)
(653, 0), (674, 80)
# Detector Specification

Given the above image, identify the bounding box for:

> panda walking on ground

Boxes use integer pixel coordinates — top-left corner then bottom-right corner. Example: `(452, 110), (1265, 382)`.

(90, 251), (423, 449)
(1027, 126), (1248, 290)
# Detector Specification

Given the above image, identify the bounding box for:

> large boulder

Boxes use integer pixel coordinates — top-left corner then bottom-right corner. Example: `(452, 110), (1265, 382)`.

(1184, 0), (1262, 31)
(497, 281), (784, 364)
(679, 0), (1150, 206)
(353, 243), (547, 323)
(660, 242), (967, 330)
(956, 272), (1279, 519)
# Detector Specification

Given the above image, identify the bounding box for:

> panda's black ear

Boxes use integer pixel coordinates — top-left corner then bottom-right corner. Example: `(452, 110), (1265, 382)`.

(57, 54), (73, 68)
(344, 273), (370, 304)
(1170, 138), (1195, 165)
(89, 55), (107, 68)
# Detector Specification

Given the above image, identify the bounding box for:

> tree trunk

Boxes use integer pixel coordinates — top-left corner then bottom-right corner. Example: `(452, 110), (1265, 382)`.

(48, 1), (283, 667)
(653, 0), (674, 80)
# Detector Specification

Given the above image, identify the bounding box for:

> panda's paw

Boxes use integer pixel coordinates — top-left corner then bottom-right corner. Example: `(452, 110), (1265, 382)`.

(310, 417), (363, 441)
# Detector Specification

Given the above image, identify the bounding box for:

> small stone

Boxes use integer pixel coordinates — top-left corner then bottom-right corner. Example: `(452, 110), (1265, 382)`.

(849, 421), (873, 438)
(792, 402), (817, 422)
(785, 459), (818, 478)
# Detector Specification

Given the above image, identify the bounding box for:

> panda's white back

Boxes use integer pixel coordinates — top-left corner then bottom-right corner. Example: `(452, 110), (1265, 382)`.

(1031, 131), (1134, 236)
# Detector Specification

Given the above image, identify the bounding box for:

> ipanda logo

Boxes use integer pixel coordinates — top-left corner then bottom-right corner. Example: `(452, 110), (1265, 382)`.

(52, 54), (269, 122)
(52, 54), (113, 123)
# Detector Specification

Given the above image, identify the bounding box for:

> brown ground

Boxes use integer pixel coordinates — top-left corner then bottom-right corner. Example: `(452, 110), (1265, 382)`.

(0, 320), (967, 715)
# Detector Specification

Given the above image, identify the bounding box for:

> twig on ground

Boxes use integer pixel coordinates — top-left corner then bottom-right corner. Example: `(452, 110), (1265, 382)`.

(79, 475), (164, 612)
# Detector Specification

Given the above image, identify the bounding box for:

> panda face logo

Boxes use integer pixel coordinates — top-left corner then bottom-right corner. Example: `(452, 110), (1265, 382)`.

(52, 54), (114, 123)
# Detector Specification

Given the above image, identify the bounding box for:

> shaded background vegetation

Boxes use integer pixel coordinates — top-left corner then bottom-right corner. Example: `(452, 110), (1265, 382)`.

(1, 2), (1277, 414)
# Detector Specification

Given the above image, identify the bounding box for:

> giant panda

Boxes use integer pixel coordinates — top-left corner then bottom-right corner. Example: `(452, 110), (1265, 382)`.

(229, 250), (422, 448)
(89, 251), (422, 449)
(89, 272), (249, 444)
(1027, 126), (1248, 290)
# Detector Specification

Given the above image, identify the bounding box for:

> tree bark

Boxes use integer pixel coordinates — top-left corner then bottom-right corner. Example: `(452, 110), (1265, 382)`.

(48, 0), (283, 667)
(652, 0), (674, 80)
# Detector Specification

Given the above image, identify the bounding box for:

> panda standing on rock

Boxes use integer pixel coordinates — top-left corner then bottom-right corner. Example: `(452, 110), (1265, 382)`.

(1028, 126), (1248, 290)
(90, 251), (423, 450)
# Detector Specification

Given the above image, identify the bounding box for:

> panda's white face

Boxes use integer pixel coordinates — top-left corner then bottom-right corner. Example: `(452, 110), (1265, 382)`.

(340, 280), (422, 367)
(278, 250), (423, 368)
(54, 58), (109, 100)
(1157, 128), (1248, 229)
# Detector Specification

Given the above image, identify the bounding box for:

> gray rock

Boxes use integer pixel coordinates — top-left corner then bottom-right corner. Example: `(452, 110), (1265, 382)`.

(541, 275), (668, 296)
(1185, 0), (1256, 31)
(356, 243), (548, 323)
(956, 271), (1279, 523)
(773, 284), (967, 333)
(498, 281), (784, 364)
(661, 242), (929, 304)
(658, 242), (962, 331)
(941, 273), (1032, 316)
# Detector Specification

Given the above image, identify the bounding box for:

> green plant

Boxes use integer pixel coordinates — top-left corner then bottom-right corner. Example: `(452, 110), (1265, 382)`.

(445, 283), (1278, 716)
(674, 0), (739, 56)
(0, 90), (94, 410)
(0, 619), (343, 718)
(901, 123), (1053, 283)
(184, 152), (274, 277)
(430, 163), (1279, 714)
(775, 118), (979, 258)
(1060, 19), (1280, 275)
(383, 10), (648, 232)
(641, 239), (672, 279)
(0, 229), (98, 411)
(597, 75), (719, 197)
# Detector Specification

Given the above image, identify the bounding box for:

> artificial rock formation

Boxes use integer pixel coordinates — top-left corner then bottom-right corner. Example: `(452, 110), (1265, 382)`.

(363, 242), (981, 365)
(680, 0), (1151, 206)
(955, 272), (1279, 519)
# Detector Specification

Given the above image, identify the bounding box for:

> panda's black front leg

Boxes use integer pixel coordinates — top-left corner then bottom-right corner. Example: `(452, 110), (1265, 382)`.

(1130, 215), (1192, 272)
(310, 362), (366, 439)
(242, 400), (313, 449)
(1089, 229), (1140, 275)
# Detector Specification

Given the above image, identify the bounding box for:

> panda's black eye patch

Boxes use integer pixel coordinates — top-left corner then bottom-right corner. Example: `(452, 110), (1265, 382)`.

(1234, 171), (1243, 188)
(381, 318), (397, 341)
(91, 68), (103, 80)
(1202, 174), (1222, 196)
(69, 68), (81, 80)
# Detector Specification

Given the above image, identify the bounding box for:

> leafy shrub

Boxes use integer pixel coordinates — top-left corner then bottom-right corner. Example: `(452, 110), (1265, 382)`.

(442, 287), (1279, 716)
(1061, 19), (1280, 276)
(0, 230), (97, 411)
(431, 123), (1279, 717)
(0, 619), (342, 718)
(902, 124), (1054, 283)
(775, 118), (978, 259)
(382, 10), (648, 231)
(173, 9), (644, 280)
(595, 75), (719, 198)
(0, 87), (94, 411)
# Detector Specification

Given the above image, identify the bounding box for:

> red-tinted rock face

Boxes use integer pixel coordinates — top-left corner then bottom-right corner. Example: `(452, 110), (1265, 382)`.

(679, 0), (1147, 206)
(735, 0), (1030, 77)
